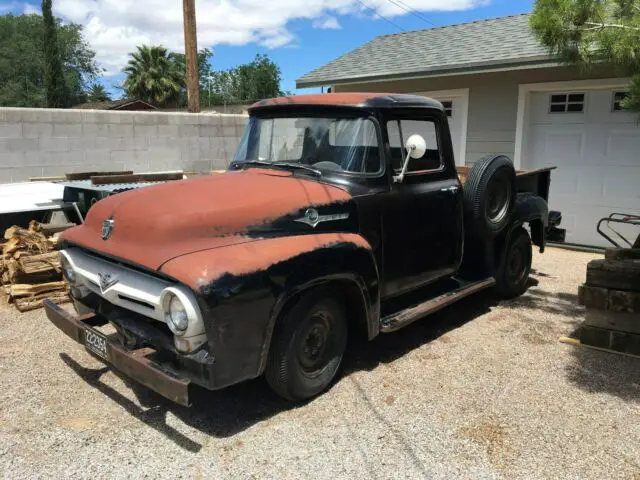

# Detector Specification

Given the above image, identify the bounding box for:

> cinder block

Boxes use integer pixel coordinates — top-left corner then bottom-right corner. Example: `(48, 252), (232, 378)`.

(199, 124), (220, 137)
(157, 124), (181, 137)
(23, 122), (53, 138)
(40, 137), (69, 152)
(209, 137), (225, 157)
(108, 123), (135, 137)
(7, 138), (39, 152)
(11, 166), (44, 182)
(43, 150), (84, 166)
(82, 111), (111, 124)
(111, 150), (142, 165)
(179, 124), (199, 137)
(110, 112), (135, 124)
(53, 123), (82, 137)
(223, 137), (239, 156)
(82, 123), (109, 136)
(0, 167), (13, 184)
(212, 157), (230, 170)
(124, 158), (151, 172)
(134, 124), (158, 137)
(83, 149), (111, 164)
(0, 122), (22, 138)
(0, 152), (24, 168)
(187, 160), (213, 173)
(51, 110), (83, 123)
(18, 109), (53, 123)
(222, 125), (238, 137)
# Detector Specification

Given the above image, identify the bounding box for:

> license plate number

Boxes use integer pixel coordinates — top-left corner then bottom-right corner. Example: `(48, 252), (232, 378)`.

(84, 329), (108, 360)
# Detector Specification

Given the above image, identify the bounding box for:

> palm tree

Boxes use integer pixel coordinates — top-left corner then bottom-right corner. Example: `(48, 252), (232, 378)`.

(87, 83), (111, 102)
(122, 45), (183, 107)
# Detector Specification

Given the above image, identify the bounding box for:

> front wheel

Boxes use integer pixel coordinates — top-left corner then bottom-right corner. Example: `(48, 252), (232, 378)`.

(495, 227), (532, 299)
(265, 289), (347, 401)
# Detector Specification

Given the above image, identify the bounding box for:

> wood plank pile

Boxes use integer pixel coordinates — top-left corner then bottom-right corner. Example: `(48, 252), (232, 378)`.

(572, 247), (640, 356)
(0, 221), (75, 312)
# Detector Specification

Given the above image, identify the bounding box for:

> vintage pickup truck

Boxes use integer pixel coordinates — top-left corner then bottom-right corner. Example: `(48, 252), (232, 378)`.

(44, 93), (558, 406)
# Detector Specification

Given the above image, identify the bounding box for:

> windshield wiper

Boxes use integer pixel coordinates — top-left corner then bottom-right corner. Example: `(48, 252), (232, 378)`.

(274, 162), (322, 177)
(235, 160), (321, 177)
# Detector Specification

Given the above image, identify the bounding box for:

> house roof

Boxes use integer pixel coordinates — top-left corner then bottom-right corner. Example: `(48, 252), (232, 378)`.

(249, 93), (443, 111)
(75, 99), (157, 110)
(297, 13), (554, 88)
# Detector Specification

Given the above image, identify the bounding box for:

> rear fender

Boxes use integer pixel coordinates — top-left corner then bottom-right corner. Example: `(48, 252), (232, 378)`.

(513, 193), (549, 251)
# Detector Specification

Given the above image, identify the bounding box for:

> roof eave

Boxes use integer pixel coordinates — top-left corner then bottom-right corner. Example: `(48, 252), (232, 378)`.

(296, 56), (558, 89)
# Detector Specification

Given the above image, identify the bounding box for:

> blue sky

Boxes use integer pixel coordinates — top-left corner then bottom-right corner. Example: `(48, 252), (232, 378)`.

(3, 0), (535, 96)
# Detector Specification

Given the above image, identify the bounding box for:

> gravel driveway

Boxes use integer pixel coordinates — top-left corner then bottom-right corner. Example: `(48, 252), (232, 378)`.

(1, 247), (639, 479)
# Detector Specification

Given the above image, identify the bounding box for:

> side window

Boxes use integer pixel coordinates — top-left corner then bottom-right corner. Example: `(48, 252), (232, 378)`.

(387, 119), (441, 173)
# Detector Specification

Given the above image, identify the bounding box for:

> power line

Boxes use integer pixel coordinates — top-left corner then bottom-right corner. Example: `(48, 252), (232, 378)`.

(354, 0), (405, 32)
(383, 0), (439, 27)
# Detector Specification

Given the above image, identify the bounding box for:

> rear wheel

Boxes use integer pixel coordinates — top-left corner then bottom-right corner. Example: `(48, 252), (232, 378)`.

(265, 289), (347, 401)
(496, 227), (532, 298)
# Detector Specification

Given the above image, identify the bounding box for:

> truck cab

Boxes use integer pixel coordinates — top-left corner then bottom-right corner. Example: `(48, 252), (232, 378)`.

(45, 93), (555, 406)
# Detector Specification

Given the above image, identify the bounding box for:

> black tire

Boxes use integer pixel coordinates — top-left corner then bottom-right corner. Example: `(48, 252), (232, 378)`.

(265, 289), (348, 401)
(464, 155), (516, 238)
(496, 227), (532, 298)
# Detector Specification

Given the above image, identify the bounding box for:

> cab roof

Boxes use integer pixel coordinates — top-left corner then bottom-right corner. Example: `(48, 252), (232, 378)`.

(249, 93), (444, 112)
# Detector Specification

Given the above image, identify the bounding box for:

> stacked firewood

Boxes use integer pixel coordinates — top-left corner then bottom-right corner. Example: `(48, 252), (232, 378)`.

(0, 221), (74, 312)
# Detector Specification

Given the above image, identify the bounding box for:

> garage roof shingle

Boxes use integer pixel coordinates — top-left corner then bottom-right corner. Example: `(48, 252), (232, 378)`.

(297, 14), (552, 88)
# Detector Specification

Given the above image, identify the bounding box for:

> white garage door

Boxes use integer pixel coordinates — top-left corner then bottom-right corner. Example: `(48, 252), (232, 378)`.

(525, 88), (640, 247)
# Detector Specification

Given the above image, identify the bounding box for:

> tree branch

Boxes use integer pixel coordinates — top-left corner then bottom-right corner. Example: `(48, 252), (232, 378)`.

(580, 21), (640, 31)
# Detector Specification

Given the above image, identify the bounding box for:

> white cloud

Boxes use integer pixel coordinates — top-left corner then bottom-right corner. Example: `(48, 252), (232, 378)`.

(44, 0), (489, 75)
(312, 16), (341, 29)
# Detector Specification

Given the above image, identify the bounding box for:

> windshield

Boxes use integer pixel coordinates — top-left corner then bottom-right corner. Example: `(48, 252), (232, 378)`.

(234, 116), (381, 175)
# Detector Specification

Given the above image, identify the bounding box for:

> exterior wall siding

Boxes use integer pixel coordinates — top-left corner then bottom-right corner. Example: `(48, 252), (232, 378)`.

(0, 108), (248, 184)
(332, 65), (618, 165)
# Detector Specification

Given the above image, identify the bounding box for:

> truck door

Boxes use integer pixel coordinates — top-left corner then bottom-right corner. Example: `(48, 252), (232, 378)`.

(381, 115), (464, 299)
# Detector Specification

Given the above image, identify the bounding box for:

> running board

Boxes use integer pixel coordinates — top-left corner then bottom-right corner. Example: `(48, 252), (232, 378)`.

(380, 277), (496, 333)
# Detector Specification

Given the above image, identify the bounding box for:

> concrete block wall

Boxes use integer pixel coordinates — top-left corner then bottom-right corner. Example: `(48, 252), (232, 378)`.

(0, 108), (248, 184)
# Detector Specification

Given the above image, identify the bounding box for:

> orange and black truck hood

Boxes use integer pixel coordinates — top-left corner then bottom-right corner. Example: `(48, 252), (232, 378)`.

(61, 169), (356, 271)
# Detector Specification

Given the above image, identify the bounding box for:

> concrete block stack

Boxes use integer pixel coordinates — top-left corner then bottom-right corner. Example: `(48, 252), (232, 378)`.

(576, 248), (640, 356)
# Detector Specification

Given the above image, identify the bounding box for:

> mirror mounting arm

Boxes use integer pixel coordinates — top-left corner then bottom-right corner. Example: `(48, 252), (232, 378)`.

(393, 147), (414, 184)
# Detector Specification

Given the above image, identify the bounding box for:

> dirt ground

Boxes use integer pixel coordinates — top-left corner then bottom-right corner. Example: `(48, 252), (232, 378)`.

(1, 247), (639, 479)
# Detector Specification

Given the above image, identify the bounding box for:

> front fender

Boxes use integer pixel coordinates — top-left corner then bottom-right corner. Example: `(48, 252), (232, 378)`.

(160, 233), (379, 388)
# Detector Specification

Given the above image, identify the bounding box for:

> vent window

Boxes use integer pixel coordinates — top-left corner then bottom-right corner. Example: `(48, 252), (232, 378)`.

(549, 93), (585, 113)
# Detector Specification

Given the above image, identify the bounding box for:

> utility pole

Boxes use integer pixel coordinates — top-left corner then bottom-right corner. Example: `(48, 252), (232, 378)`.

(182, 0), (200, 112)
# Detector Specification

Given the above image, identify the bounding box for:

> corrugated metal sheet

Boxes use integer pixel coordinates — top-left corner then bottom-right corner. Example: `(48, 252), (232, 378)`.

(56, 179), (167, 193)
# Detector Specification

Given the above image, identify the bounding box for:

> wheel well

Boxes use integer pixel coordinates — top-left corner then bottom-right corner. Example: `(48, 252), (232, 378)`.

(274, 280), (370, 343)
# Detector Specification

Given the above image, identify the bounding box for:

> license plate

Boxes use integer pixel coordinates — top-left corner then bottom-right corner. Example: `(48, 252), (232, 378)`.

(84, 328), (108, 360)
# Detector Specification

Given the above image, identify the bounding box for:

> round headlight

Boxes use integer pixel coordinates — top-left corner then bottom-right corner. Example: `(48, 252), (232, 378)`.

(60, 255), (76, 284)
(164, 293), (188, 335)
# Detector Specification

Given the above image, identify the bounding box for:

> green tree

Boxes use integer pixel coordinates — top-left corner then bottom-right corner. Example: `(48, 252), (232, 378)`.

(171, 48), (214, 107)
(42, 0), (68, 107)
(531, 0), (640, 110)
(87, 83), (111, 102)
(122, 45), (184, 107)
(0, 14), (100, 107)
(206, 54), (285, 105)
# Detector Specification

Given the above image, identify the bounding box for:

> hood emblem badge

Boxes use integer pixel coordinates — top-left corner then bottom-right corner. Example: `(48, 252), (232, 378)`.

(101, 218), (114, 240)
(295, 208), (349, 229)
(98, 273), (118, 293)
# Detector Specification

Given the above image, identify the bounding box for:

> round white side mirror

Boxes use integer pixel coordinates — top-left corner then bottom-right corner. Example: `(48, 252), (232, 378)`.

(406, 134), (427, 159)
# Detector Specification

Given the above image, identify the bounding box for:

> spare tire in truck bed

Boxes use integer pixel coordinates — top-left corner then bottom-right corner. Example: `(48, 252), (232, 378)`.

(463, 154), (516, 238)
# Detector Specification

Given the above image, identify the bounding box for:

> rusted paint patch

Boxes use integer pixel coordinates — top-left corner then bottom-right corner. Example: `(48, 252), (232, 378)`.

(160, 233), (372, 291)
(61, 170), (352, 270)
(250, 93), (393, 109)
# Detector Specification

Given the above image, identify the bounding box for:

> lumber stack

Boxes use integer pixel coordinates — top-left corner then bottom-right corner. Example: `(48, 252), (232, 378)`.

(0, 221), (75, 312)
(573, 248), (640, 356)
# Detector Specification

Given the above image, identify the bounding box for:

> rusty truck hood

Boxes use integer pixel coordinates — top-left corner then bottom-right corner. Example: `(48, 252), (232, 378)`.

(61, 169), (352, 271)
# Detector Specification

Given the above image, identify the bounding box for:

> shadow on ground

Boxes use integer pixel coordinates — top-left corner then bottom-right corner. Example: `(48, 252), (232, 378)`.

(564, 344), (640, 404)
(58, 289), (503, 451)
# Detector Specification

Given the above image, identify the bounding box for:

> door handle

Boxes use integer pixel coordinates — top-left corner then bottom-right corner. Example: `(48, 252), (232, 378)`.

(440, 186), (459, 194)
